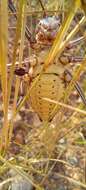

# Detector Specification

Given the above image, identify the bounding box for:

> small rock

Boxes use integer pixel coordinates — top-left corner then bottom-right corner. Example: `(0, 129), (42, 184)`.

(67, 156), (78, 166)
(59, 138), (66, 144)
(11, 177), (34, 190)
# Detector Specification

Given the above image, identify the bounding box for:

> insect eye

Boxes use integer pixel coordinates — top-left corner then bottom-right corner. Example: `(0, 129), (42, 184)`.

(14, 68), (26, 76)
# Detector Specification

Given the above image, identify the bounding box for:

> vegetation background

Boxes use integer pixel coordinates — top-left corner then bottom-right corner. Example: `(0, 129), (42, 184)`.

(0, 0), (86, 190)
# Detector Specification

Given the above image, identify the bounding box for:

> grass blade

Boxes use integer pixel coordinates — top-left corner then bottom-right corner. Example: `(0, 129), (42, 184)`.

(9, 0), (27, 142)
(0, 0), (9, 149)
